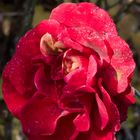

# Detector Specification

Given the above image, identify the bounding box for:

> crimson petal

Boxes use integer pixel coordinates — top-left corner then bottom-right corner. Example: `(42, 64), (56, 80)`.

(76, 129), (114, 140)
(74, 113), (90, 132)
(94, 93), (109, 130)
(27, 114), (78, 140)
(104, 36), (135, 93)
(99, 78), (120, 131)
(86, 55), (97, 86)
(50, 3), (117, 35)
(113, 87), (135, 122)
(20, 93), (68, 136)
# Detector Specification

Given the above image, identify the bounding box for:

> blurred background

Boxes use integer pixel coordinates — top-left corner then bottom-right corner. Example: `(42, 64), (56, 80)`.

(0, 0), (140, 140)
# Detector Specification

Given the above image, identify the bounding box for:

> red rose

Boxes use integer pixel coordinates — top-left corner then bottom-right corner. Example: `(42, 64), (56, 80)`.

(2, 2), (135, 140)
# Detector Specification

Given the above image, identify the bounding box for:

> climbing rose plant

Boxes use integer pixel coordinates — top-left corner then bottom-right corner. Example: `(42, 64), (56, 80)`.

(2, 2), (135, 140)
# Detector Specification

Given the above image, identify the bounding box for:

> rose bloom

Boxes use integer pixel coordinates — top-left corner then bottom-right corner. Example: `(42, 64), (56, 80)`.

(2, 2), (135, 140)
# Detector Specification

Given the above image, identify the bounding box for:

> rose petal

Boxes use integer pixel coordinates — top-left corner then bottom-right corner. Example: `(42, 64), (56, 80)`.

(20, 93), (68, 136)
(2, 19), (62, 106)
(61, 86), (94, 132)
(102, 63), (118, 96)
(76, 129), (114, 140)
(56, 28), (85, 53)
(74, 113), (90, 132)
(86, 55), (97, 86)
(2, 77), (28, 117)
(94, 93), (109, 130)
(51, 54), (64, 80)
(61, 86), (93, 113)
(99, 78), (120, 131)
(2, 28), (42, 116)
(35, 19), (62, 38)
(34, 66), (58, 99)
(89, 131), (115, 140)
(66, 27), (111, 62)
(50, 3), (117, 35)
(2, 41), (39, 96)
(104, 36), (135, 93)
(27, 114), (78, 140)
(2, 19), (65, 117)
(113, 87), (135, 122)
(64, 68), (86, 86)
(50, 3), (117, 63)
(75, 85), (96, 94)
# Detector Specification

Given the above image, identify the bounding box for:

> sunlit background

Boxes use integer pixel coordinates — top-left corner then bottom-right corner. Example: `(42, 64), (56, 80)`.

(0, 0), (140, 140)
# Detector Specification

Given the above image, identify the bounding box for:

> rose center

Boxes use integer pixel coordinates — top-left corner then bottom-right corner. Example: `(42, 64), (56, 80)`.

(63, 56), (80, 74)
